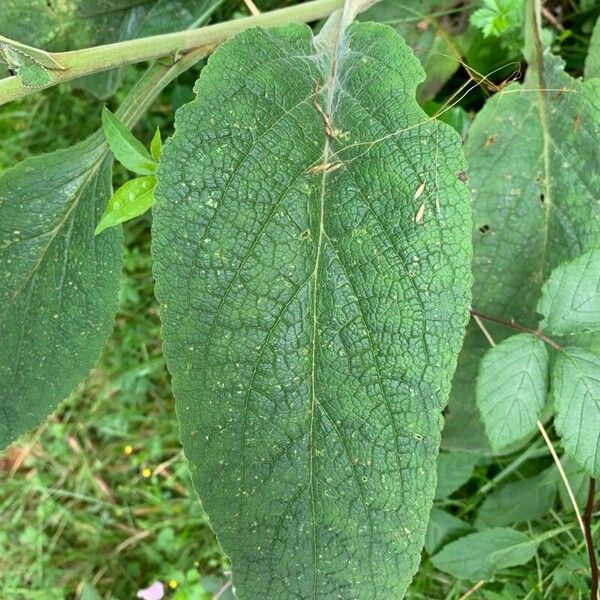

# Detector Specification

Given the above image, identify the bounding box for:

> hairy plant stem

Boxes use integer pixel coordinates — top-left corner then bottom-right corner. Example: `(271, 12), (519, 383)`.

(584, 478), (599, 600)
(0, 0), (344, 107)
(469, 309), (562, 351)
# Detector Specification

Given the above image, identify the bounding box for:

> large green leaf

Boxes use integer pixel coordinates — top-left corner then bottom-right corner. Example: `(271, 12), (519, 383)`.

(476, 334), (549, 452)
(0, 133), (121, 448)
(0, 0), (221, 98)
(552, 347), (600, 477)
(153, 15), (472, 599)
(443, 53), (600, 452)
(359, 0), (464, 102)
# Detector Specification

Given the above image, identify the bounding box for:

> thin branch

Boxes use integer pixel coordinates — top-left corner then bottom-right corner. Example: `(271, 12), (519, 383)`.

(536, 421), (586, 539)
(0, 0), (344, 106)
(470, 308), (563, 351)
(458, 580), (484, 600)
(242, 0), (261, 16)
(584, 478), (599, 600)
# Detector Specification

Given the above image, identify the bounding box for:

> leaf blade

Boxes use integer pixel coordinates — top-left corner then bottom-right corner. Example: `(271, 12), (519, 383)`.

(444, 54), (600, 453)
(476, 333), (549, 452)
(552, 347), (600, 477)
(537, 248), (600, 336)
(153, 21), (472, 599)
(102, 108), (155, 176)
(0, 134), (122, 448)
(95, 175), (156, 234)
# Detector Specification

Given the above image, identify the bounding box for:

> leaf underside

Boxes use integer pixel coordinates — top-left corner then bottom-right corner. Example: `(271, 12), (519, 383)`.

(153, 21), (471, 599)
(0, 134), (121, 448)
(443, 54), (600, 453)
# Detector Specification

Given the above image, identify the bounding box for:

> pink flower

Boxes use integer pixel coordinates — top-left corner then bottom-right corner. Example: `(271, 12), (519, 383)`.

(136, 581), (165, 600)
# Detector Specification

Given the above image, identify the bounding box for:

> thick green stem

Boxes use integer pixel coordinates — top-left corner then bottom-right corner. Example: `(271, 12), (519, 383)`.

(0, 0), (344, 107)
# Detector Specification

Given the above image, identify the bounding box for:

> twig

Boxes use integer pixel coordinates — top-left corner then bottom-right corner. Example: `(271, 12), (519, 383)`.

(470, 308), (563, 351)
(584, 478), (598, 600)
(242, 0), (261, 16)
(541, 6), (565, 32)
(537, 421), (586, 539)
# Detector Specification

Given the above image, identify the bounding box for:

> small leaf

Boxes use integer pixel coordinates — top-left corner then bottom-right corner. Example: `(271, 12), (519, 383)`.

(425, 508), (473, 555)
(102, 108), (155, 175)
(0, 44), (52, 87)
(150, 128), (162, 161)
(476, 334), (549, 452)
(475, 467), (557, 527)
(15, 56), (53, 86)
(95, 176), (156, 234)
(431, 528), (537, 580)
(435, 452), (480, 500)
(537, 249), (600, 336)
(552, 347), (600, 477)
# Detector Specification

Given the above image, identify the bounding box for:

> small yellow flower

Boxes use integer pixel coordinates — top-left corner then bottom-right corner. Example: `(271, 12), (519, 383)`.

(168, 579), (178, 590)
(123, 444), (133, 455)
(142, 467), (152, 478)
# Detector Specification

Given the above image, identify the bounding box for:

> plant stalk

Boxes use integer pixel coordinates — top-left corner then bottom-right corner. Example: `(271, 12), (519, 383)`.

(0, 0), (344, 107)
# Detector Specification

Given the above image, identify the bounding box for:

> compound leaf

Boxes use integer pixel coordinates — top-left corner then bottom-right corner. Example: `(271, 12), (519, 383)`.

(0, 133), (121, 448)
(153, 18), (472, 600)
(537, 249), (600, 336)
(476, 334), (549, 452)
(552, 347), (600, 477)
(444, 53), (600, 453)
(431, 528), (537, 580)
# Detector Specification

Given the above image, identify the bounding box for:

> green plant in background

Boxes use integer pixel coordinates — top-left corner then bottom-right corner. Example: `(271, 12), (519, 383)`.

(1, 0), (600, 598)
(471, 0), (523, 38)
